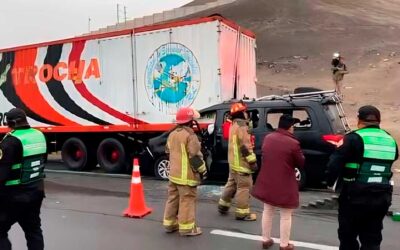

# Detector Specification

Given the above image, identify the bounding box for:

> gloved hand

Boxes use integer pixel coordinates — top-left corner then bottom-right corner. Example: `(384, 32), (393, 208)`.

(249, 162), (258, 172)
(200, 170), (208, 181)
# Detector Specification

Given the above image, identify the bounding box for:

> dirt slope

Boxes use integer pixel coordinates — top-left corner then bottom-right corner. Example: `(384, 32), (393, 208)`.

(186, 0), (400, 167)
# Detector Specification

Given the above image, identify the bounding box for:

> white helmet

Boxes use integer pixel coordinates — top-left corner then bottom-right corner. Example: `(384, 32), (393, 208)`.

(332, 52), (340, 59)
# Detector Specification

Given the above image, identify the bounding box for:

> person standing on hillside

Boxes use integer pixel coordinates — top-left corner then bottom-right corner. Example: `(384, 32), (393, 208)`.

(331, 52), (349, 97)
(326, 105), (399, 250)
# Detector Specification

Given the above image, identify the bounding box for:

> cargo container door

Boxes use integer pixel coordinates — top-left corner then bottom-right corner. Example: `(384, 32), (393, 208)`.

(94, 35), (136, 124)
(134, 21), (221, 124)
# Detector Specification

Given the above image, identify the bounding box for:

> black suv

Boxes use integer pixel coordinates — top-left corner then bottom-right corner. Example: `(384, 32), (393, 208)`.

(146, 90), (350, 189)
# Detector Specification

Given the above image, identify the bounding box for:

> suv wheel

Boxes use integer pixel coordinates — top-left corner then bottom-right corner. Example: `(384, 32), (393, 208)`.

(154, 155), (170, 180)
(295, 167), (306, 190)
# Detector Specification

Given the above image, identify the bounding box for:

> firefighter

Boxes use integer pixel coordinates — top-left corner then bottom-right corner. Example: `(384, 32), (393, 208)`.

(326, 105), (399, 250)
(0, 108), (47, 250)
(218, 102), (258, 221)
(163, 107), (208, 236)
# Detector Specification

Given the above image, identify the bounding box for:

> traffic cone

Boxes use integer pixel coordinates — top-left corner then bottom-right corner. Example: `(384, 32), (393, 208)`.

(123, 158), (152, 218)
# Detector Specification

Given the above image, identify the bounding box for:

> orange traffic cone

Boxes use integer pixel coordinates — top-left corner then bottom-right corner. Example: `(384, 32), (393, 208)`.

(123, 158), (152, 218)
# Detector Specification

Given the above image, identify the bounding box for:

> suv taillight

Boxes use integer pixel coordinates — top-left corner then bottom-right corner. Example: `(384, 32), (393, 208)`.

(322, 134), (343, 147)
(251, 135), (255, 147)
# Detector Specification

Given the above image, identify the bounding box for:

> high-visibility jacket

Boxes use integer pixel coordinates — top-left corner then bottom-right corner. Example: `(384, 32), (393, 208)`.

(5, 128), (47, 186)
(166, 126), (205, 186)
(343, 128), (397, 184)
(228, 119), (257, 174)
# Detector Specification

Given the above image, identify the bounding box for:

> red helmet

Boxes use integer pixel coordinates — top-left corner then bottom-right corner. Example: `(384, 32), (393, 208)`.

(230, 102), (247, 115)
(175, 107), (200, 124)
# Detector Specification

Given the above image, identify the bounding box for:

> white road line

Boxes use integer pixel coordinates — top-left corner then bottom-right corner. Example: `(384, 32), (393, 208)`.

(210, 229), (339, 250)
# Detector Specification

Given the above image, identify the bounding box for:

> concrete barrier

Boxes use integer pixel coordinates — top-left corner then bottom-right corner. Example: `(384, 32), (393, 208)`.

(153, 13), (164, 23)
(164, 10), (175, 20)
(134, 18), (144, 27)
(87, 0), (238, 34)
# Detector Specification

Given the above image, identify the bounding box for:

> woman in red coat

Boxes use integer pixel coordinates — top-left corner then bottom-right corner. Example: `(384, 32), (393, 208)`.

(252, 114), (305, 250)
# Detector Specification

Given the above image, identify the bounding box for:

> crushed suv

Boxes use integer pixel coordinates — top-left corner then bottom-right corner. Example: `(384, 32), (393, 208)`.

(146, 90), (350, 189)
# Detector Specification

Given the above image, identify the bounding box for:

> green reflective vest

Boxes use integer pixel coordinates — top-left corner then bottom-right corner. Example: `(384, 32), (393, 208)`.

(5, 128), (47, 186)
(344, 128), (397, 184)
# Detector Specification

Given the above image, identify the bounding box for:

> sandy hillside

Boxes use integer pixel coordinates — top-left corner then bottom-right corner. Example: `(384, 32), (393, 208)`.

(186, 0), (400, 167)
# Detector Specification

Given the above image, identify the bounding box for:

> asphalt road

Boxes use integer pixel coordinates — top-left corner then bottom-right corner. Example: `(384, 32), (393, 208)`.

(7, 162), (400, 250)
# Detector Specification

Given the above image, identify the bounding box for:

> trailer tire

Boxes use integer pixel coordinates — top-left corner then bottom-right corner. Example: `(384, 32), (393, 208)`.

(61, 137), (94, 171)
(97, 138), (127, 173)
(154, 155), (170, 180)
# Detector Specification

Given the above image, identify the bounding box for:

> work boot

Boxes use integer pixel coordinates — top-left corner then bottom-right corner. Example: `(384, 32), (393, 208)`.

(180, 226), (202, 237)
(236, 213), (257, 221)
(262, 239), (274, 249)
(279, 244), (294, 250)
(164, 225), (178, 233)
(218, 205), (229, 215)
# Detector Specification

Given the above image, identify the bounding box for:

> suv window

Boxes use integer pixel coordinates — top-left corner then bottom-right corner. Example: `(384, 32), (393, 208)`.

(323, 104), (346, 134)
(249, 110), (260, 129)
(293, 110), (312, 129)
(266, 109), (312, 130)
(223, 109), (259, 129)
(199, 111), (217, 123)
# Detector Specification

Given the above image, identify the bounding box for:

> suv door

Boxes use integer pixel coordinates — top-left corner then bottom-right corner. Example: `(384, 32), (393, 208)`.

(264, 107), (322, 187)
(212, 108), (263, 179)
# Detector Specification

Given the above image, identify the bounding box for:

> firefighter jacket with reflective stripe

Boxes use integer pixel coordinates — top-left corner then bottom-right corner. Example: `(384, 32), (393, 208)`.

(228, 119), (257, 174)
(5, 128), (47, 186)
(343, 128), (397, 184)
(166, 126), (204, 186)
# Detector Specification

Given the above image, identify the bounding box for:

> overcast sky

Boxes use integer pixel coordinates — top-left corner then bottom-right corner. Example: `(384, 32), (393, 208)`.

(0, 0), (192, 49)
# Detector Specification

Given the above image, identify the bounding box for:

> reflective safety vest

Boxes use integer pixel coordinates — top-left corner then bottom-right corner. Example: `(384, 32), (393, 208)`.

(5, 128), (47, 186)
(343, 128), (397, 184)
(228, 120), (256, 174)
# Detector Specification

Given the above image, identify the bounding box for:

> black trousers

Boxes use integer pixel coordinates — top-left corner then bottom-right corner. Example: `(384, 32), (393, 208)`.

(338, 200), (389, 250)
(0, 193), (44, 250)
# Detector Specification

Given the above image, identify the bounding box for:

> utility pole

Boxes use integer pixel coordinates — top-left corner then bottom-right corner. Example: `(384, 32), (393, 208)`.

(117, 4), (120, 23)
(88, 17), (91, 32)
(124, 6), (127, 24)
(117, 4), (127, 24)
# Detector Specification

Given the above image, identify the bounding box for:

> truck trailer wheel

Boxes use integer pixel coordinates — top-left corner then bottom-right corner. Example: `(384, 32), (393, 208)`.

(154, 155), (170, 180)
(97, 138), (127, 173)
(61, 137), (95, 171)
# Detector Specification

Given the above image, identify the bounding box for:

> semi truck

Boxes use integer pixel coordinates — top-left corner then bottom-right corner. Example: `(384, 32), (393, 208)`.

(0, 15), (257, 173)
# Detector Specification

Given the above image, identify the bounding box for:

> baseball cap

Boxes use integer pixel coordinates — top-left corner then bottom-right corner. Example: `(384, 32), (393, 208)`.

(5, 108), (27, 121)
(357, 105), (381, 122)
(278, 114), (300, 130)
(4, 108), (29, 127)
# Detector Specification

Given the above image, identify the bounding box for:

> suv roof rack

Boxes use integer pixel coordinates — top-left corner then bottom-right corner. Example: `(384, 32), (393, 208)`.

(256, 90), (337, 101)
(222, 98), (255, 104)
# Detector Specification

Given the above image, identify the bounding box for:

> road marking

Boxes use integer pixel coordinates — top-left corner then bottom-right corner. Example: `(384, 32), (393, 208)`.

(210, 229), (338, 250)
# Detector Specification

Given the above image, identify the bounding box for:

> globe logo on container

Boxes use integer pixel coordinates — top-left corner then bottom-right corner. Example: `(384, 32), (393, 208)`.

(145, 43), (201, 113)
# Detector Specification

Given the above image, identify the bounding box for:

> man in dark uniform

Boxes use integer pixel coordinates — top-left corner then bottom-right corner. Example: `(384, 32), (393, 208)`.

(326, 105), (399, 250)
(0, 108), (47, 250)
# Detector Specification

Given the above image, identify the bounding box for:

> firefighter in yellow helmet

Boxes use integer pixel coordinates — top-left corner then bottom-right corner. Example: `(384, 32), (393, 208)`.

(163, 107), (208, 236)
(218, 102), (258, 221)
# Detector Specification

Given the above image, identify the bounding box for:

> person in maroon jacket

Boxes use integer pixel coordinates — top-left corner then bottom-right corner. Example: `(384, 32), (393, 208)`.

(252, 114), (305, 250)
